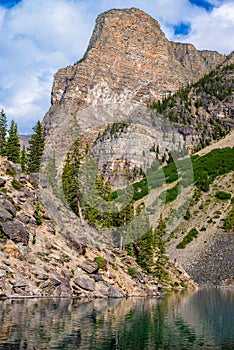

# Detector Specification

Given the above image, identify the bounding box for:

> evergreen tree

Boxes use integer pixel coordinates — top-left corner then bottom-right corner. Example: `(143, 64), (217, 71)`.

(153, 216), (169, 282)
(62, 138), (84, 220)
(0, 109), (7, 156)
(6, 120), (20, 163)
(27, 121), (45, 173)
(20, 145), (28, 173)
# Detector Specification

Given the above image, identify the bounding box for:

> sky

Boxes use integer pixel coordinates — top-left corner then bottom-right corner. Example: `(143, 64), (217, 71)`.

(0, 0), (233, 134)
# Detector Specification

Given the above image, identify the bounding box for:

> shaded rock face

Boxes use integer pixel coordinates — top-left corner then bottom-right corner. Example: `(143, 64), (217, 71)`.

(1, 221), (29, 245)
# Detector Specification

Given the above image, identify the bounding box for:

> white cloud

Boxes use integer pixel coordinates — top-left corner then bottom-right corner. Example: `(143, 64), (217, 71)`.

(0, 0), (94, 133)
(182, 2), (234, 52)
(0, 0), (233, 133)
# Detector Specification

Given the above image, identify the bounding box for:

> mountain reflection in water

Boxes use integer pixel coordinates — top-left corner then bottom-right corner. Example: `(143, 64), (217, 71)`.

(0, 289), (233, 349)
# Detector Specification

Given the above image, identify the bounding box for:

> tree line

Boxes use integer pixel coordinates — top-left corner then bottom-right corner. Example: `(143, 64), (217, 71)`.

(0, 109), (45, 173)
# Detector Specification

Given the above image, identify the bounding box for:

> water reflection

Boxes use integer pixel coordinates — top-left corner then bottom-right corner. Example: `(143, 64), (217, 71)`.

(0, 289), (233, 349)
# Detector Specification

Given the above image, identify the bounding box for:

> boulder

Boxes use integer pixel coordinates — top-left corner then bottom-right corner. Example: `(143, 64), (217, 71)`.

(74, 275), (95, 291)
(13, 279), (28, 288)
(81, 259), (99, 274)
(0, 197), (16, 217)
(17, 212), (31, 224)
(50, 278), (61, 287)
(0, 178), (6, 187)
(0, 269), (7, 278)
(108, 286), (124, 298)
(0, 208), (14, 221)
(1, 221), (29, 245)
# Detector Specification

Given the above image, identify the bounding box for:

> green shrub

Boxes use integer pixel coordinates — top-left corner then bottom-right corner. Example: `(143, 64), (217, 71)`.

(11, 178), (22, 190)
(223, 205), (234, 231)
(128, 267), (137, 278)
(94, 256), (107, 269)
(33, 202), (43, 225)
(215, 191), (231, 200)
(159, 184), (180, 204)
(176, 228), (198, 249)
(6, 168), (17, 176)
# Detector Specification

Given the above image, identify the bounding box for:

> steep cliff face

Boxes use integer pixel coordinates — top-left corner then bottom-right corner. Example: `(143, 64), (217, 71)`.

(44, 8), (224, 138)
(48, 8), (224, 110)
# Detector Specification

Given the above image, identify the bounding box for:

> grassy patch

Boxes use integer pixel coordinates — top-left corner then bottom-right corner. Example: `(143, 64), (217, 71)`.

(176, 228), (199, 249)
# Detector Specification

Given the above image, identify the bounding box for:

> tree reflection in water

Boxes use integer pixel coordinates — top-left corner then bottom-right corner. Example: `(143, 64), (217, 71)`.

(0, 289), (233, 349)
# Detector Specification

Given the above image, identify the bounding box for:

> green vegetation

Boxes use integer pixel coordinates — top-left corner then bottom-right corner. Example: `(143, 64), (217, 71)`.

(33, 202), (43, 225)
(62, 138), (135, 228)
(176, 228), (199, 249)
(159, 184), (180, 203)
(11, 178), (22, 190)
(20, 145), (28, 173)
(6, 167), (16, 177)
(94, 120), (130, 143)
(6, 120), (20, 163)
(149, 64), (233, 149)
(128, 267), (137, 278)
(27, 121), (45, 173)
(192, 148), (234, 192)
(223, 204), (234, 231)
(94, 256), (107, 269)
(215, 191), (231, 200)
(126, 218), (169, 283)
(0, 109), (7, 156)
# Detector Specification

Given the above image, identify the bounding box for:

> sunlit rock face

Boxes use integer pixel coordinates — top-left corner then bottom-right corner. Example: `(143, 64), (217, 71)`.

(43, 7), (225, 180)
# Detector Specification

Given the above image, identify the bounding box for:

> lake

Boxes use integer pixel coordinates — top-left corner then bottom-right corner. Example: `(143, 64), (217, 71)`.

(0, 288), (233, 349)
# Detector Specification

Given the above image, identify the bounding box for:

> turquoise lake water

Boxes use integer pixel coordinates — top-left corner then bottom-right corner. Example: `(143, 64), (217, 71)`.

(0, 288), (233, 349)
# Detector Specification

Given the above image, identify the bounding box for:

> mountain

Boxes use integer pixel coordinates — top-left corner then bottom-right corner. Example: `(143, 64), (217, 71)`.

(0, 157), (195, 298)
(43, 8), (225, 166)
(0, 8), (233, 297)
(42, 8), (233, 288)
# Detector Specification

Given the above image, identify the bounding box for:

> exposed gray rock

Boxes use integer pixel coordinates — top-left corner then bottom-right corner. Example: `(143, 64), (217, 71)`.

(108, 286), (124, 298)
(61, 269), (73, 280)
(136, 271), (145, 284)
(50, 278), (61, 287)
(37, 274), (49, 281)
(13, 280), (28, 288)
(0, 197), (16, 217)
(74, 275), (95, 291)
(46, 222), (56, 235)
(81, 259), (99, 274)
(0, 178), (6, 187)
(1, 221), (29, 245)
(17, 212), (31, 224)
(0, 208), (14, 221)
(0, 269), (7, 278)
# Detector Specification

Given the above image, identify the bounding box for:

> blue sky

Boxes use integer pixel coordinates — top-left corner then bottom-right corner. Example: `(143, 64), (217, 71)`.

(0, 0), (233, 133)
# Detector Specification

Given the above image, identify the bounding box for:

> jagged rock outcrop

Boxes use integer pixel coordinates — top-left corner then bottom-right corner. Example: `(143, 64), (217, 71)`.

(43, 8), (225, 166)
(0, 156), (196, 299)
(48, 8), (224, 110)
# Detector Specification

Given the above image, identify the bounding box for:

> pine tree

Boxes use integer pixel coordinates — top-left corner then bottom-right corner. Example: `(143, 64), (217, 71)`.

(6, 120), (20, 163)
(20, 145), (28, 173)
(62, 138), (84, 220)
(0, 109), (7, 156)
(153, 216), (169, 282)
(27, 121), (45, 173)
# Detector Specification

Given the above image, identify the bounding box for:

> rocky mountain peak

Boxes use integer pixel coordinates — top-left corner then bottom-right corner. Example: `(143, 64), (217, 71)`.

(49, 8), (225, 111)
(85, 7), (165, 58)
